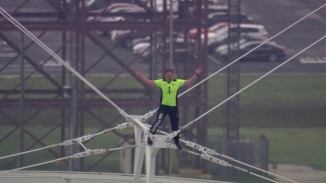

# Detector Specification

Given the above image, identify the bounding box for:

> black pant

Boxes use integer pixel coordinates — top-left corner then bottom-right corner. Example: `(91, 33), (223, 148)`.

(149, 105), (180, 143)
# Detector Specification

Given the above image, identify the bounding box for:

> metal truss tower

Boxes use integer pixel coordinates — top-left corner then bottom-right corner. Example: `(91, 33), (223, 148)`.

(226, 0), (241, 142)
(0, 0), (208, 173)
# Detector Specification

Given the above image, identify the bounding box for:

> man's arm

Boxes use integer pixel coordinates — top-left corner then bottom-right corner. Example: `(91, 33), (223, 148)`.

(184, 66), (202, 87)
(134, 68), (156, 87)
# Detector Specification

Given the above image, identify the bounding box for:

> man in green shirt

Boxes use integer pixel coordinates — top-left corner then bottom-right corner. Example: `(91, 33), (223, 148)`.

(134, 66), (202, 150)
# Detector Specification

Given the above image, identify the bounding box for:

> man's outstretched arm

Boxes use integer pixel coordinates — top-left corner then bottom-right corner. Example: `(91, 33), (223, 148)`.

(184, 66), (202, 87)
(134, 68), (156, 87)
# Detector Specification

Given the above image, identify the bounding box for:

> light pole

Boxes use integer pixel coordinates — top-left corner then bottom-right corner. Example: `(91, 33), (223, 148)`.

(169, 0), (174, 69)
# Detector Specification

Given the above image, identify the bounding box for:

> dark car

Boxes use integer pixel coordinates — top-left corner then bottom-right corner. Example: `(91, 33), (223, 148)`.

(208, 34), (263, 54)
(216, 41), (287, 62)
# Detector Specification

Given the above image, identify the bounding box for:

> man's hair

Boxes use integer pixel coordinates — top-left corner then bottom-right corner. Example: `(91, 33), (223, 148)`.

(165, 69), (174, 74)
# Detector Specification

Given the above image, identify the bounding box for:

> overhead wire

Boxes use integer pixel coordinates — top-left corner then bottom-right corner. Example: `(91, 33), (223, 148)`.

(141, 3), (326, 118)
(181, 148), (279, 183)
(0, 3), (324, 183)
(153, 125), (299, 183)
(0, 126), (117, 160)
(0, 145), (137, 174)
(0, 6), (149, 132)
(179, 34), (326, 131)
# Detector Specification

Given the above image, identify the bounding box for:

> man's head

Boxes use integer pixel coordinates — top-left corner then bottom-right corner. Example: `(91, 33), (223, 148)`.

(165, 69), (173, 83)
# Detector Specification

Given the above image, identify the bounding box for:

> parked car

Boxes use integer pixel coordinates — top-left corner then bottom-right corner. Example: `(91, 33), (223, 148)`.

(88, 3), (145, 21)
(112, 31), (151, 48)
(86, 0), (114, 11)
(205, 4), (229, 13)
(204, 23), (269, 46)
(132, 33), (195, 59)
(147, 0), (178, 12)
(0, 40), (16, 58)
(208, 12), (254, 26)
(208, 34), (264, 53)
(189, 22), (227, 39)
(208, 0), (225, 5)
(215, 41), (287, 62)
(88, 3), (146, 36)
(132, 41), (151, 58)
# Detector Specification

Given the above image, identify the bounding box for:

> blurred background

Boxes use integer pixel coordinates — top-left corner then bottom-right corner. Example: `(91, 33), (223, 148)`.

(0, 0), (325, 183)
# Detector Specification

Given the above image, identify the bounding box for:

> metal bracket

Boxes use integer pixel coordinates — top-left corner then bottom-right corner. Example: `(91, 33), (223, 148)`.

(72, 149), (108, 159)
(200, 154), (230, 167)
(145, 131), (155, 140)
(118, 109), (129, 119)
(167, 143), (178, 150)
(115, 122), (134, 130)
(184, 140), (216, 155)
(58, 134), (94, 146)
(141, 110), (157, 121)
(165, 131), (178, 141)
(150, 135), (176, 148)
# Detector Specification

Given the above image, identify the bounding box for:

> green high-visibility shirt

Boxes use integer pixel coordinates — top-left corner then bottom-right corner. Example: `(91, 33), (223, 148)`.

(155, 79), (185, 107)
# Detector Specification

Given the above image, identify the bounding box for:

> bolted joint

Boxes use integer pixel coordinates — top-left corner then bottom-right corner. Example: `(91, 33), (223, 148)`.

(59, 134), (94, 146)
(72, 149), (108, 159)
(115, 122), (134, 130)
(167, 143), (178, 150)
(142, 110), (157, 121)
(165, 131), (178, 141)
(145, 131), (156, 141)
(184, 141), (217, 156)
(200, 154), (229, 167)
(118, 110), (130, 120)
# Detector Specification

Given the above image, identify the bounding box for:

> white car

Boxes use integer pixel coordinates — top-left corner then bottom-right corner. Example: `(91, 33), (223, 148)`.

(133, 42), (151, 58)
(203, 24), (269, 45)
(148, 0), (178, 12)
(0, 41), (16, 58)
(88, 3), (145, 21)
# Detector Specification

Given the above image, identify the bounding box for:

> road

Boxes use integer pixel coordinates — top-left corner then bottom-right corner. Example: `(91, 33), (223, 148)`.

(0, 0), (325, 76)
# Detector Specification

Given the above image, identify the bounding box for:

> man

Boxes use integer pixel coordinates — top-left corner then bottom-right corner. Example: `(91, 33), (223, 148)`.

(134, 66), (202, 150)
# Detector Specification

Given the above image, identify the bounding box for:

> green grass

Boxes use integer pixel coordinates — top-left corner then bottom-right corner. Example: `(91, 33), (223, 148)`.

(0, 73), (325, 180)
(207, 73), (326, 127)
(1, 73), (325, 127)
(0, 126), (122, 172)
(1, 127), (325, 172)
(208, 128), (326, 171)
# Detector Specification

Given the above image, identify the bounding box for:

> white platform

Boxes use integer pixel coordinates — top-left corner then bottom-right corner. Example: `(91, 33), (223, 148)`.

(0, 171), (231, 183)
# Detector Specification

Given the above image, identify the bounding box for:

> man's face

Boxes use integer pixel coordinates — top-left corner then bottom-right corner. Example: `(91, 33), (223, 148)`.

(165, 71), (173, 83)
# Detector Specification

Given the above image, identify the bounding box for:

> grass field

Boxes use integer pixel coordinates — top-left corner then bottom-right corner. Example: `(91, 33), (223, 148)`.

(0, 73), (325, 182)
(0, 126), (325, 171)
(1, 73), (325, 127)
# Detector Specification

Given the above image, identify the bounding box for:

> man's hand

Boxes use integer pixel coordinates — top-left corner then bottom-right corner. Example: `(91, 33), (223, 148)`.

(134, 68), (156, 87)
(184, 66), (203, 86)
(134, 68), (142, 77)
(195, 66), (202, 75)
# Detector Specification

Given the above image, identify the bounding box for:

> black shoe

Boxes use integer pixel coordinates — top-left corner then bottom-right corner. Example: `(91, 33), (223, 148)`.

(175, 142), (182, 150)
(147, 137), (153, 145)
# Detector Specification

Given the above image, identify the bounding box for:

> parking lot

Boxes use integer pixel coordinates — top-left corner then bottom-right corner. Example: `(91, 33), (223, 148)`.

(0, 0), (325, 76)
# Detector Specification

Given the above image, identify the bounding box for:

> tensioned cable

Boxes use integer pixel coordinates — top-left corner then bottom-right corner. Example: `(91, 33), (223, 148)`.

(142, 3), (326, 117)
(0, 127), (116, 160)
(181, 149), (279, 183)
(0, 7), (148, 131)
(179, 34), (326, 131)
(0, 5), (323, 182)
(1, 3), (325, 127)
(151, 125), (298, 183)
(0, 145), (137, 174)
